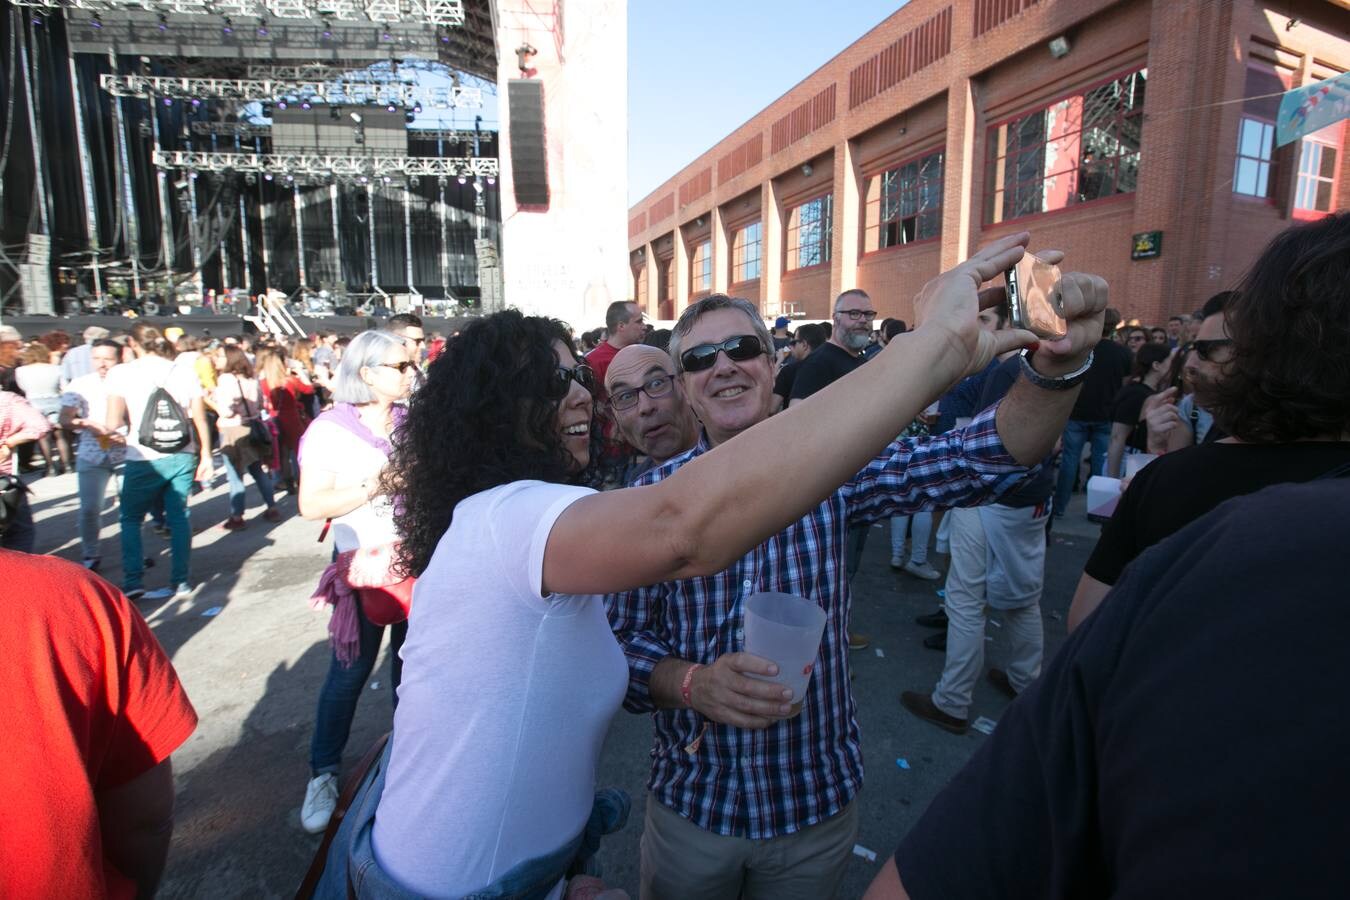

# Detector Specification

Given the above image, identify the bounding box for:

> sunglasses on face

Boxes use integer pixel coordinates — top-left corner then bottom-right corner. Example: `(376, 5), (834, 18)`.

(375, 361), (418, 374)
(550, 363), (596, 398)
(1192, 338), (1233, 362)
(679, 334), (767, 373)
(610, 373), (674, 411)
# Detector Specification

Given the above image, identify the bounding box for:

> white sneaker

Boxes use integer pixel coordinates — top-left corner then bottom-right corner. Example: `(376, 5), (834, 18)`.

(903, 560), (943, 582)
(301, 773), (339, 834)
(889, 555), (904, 570)
(172, 582), (196, 600)
(141, 586), (177, 601)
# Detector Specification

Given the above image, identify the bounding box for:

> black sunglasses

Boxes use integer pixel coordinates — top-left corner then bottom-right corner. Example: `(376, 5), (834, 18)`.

(679, 335), (767, 373)
(549, 363), (596, 398)
(375, 361), (418, 374)
(1192, 339), (1233, 362)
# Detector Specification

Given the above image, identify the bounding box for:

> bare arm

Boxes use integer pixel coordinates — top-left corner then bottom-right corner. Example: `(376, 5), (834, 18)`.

(1106, 422), (1131, 478)
(298, 464), (380, 520)
(543, 233), (1047, 598)
(190, 397), (212, 482)
(105, 393), (127, 434)
(1067, 572), (1112, 633)
(97, 758), (176, 898)
(989, 271), (1109, 467)
(863, 858), (913, 900)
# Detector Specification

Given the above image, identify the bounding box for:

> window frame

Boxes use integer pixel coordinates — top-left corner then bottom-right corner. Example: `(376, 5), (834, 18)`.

(784, 192), (834, 273)
(983, 66), (1147, 228)
(1292, 121), (1342, 219)
(689, 238), (712, 294)
(1231, 63), (1294, 205)
(730, 220), (763, 285)
(1233, 115), (1278, 201)
(862, 146), (945, 256)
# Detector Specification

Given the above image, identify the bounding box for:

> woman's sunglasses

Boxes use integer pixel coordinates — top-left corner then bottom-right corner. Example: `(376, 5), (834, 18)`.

(376, 361), (418, 374)
(679, 335), (767, 373)
(549, 363), (596, 398)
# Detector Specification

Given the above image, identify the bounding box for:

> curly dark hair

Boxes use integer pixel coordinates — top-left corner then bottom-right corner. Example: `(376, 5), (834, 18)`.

(386, 309), (586, 577)
(1211, 211), (1350, 443)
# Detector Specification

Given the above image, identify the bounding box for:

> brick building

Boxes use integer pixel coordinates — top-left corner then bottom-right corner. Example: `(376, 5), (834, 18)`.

(626, 0), (1348, 326)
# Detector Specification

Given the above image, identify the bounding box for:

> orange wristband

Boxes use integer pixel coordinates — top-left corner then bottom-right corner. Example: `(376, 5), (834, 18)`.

(680, 663), (703, 709)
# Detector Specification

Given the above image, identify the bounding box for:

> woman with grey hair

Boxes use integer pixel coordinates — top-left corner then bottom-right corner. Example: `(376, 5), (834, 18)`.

(296, 329), (417, 835)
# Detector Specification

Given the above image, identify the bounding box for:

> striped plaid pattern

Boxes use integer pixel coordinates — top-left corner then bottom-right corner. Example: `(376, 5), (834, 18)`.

(606, 402), (1036, 838)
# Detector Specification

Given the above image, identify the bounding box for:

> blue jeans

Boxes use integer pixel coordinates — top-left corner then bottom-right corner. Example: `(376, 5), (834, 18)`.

(221, 454), (276, 517)
(1054, 420), (1110, 516)
(120, 454), (195, 590)
(310, 600), (408, 775)
(76, 460), (118, 560)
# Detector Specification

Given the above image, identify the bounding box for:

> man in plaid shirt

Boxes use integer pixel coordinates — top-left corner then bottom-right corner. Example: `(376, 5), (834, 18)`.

(607, 243), (1108, 898)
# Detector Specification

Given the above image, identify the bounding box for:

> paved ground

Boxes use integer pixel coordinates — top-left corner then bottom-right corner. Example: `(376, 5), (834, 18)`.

(22, 462), (1100, 899)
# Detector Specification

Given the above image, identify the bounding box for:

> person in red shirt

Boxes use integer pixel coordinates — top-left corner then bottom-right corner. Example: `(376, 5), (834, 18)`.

(585, 301), (647, 487)
(0, 551), (198, 898)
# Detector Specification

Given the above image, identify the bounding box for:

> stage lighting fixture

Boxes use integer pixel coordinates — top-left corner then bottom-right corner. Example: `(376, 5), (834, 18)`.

(413, 102), (423, 114)
(163, 97), (173, 107)
(158, 14), (167, 31)
(359, 175), (369, 184)
(257, 18), (268, 36)
(330, 107), (341, 120)
(261, 102), (273, 116)
(222, 17), (234, 35)
(380, 25), (392, 41)
(301, 99), (312, 110)
(457, 174), (467, 185)
(386, 102), (398, 113)
(322, 19), (333, 39)
(405, 113), (415, 124)
(277, 99), (288, 110)
(382, 175), (391, 184)
(349, 112), (362, 124)
(285, 174), (294, 182)
(191, 98), (202, 107)
(264, 173), (274, 181)
(486, 176), (497, 185)
(91, 14), (102, 28)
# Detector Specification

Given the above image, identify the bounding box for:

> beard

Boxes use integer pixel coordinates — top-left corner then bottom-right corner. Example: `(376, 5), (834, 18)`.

(1190, 369), (1221, 409)
(843, 330), (870, 351)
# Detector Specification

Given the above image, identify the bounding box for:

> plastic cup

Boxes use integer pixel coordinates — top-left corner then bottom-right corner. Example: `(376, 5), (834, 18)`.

(743, 591), (828, 716)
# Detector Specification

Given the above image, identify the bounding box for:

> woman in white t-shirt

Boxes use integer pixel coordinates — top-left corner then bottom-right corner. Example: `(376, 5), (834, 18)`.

(369, 241), (1051, 899)
(16, 341), (70, 474)
(296, 330), (416, 836)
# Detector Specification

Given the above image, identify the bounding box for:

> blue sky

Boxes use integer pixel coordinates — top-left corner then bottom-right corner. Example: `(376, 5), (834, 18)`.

(627, 1), (907, 204)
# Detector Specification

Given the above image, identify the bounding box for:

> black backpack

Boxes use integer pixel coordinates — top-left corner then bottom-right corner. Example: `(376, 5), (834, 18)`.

(138, 386), (192, 453)
(0, 473), (26, 536)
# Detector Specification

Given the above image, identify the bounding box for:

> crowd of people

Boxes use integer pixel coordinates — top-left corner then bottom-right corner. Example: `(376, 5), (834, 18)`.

(3, 211), (1348, 899)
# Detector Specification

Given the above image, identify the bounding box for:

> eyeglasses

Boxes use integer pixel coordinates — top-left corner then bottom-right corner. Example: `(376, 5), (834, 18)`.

(376, 361), (418, 373)
(1192, 338), (1233, 362)
(679, 334), (767, 373)
(610, 373), (674, 410)
(550, 363), (596, 398)
(836, 309), (877, 322)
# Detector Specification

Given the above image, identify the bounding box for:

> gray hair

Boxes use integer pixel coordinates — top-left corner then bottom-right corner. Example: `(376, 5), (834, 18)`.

(332, 330), (408, 404)
(668, 294), (773, 374)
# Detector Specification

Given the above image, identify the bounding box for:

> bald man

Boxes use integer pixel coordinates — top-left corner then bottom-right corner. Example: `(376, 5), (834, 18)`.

(604, 345), (699, 479)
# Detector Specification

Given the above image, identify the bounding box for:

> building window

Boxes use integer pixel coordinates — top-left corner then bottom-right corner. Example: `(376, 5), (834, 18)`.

(786, 194), (832, 270)
(1234, 117), (1276, 197)
(634, 266), (648, 310)
(1295, 124), (1340, 213)
(986, 68), (1146, 224)
(732, 221), (762, 283)
(690, 239), (712, 292)
(865, 149), (943, 251)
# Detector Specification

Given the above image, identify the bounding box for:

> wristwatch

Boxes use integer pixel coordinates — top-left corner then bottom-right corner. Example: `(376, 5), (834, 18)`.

(1018, 347), (1094, 391)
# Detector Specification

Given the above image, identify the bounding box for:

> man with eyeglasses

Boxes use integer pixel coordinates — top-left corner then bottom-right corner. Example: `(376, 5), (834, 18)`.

(608, 238), (1110, 899)
(788, 289), (877, 408)
(604, 345), (698, 480)
(385, 314), (426, 362)
(585, 301), (648, 487)
(772, 323), (825, 413)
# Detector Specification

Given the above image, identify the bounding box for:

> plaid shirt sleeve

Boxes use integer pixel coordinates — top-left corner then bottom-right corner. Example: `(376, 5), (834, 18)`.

(844, 400), (1042, 524)
(605, 580), (675, 714)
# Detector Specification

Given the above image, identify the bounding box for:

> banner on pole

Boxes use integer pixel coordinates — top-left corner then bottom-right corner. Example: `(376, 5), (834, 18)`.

(1276, 71), (1350, 147)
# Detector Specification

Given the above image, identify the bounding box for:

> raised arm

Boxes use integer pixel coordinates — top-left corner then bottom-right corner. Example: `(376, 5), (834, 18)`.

(543, 233), (1049, 598)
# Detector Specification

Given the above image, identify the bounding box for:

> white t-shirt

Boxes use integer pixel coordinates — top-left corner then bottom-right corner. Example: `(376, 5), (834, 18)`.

(372, 481), (628, 898)
(297, 417), (398, 552)
(15, 363), (61, 402)
(60, 371), (124, 468)
(104, 355), (204, 462)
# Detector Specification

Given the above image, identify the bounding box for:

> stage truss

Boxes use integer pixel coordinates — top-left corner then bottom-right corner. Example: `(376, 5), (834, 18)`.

(13, 0), (467, 28)
(100, 74), (485, 108)
(153, 149), (499, 180)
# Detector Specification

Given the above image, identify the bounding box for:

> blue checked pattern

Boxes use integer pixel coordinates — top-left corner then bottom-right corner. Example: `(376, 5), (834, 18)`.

(605, 402), (1038, 839)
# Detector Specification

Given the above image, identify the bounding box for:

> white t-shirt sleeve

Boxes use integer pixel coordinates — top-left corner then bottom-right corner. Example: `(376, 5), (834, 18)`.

(483, 481), (596, 603)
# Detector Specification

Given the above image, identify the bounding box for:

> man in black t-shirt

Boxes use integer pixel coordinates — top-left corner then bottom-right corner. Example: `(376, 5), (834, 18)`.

(865, 480), (1350, 900)
(789, 289), (878, 650)
(1068, 212), (1350, 631)
(1051, 309), (1130, 516)
(771, 323), (825, 413)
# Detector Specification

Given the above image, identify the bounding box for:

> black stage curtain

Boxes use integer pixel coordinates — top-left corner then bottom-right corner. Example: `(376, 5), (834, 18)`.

(338, 186), (372, 292)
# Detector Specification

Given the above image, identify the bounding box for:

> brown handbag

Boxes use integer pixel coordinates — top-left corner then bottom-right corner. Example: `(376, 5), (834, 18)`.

(293, 732), (390, 900)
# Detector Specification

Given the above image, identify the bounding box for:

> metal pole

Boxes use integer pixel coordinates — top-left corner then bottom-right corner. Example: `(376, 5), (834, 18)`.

(210, 132), (227, 294)
(438, 176), (449, 297)
(186, 175), (202, 290)
(19, 16), (50, 236)
(293, 184), (307, 289)
(330, 181), (341, 290)
(255, 138), (270, 295)
(108, 50), (141, 300)
(239, 194), (251, 297)
(149, 97), (174, 283)
(68, 55), (101, 305)
(403, 181), (413, 294)
(366, 181), (379, 292)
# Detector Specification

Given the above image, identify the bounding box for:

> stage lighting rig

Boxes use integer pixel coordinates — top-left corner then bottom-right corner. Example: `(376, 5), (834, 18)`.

(152, 149), (500, 181)
(11, 0), (467, 29)
(100, 74), (484, 110)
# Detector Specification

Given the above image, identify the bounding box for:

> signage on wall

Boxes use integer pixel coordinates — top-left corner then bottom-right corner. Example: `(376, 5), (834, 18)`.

(1131, 231), (1162, 260)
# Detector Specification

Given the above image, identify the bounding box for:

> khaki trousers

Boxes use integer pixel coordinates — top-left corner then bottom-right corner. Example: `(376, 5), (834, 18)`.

(639, 794), (859, 900)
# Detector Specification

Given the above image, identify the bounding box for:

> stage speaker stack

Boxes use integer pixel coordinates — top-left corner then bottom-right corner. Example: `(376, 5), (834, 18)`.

(508, 79), (550, 207)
